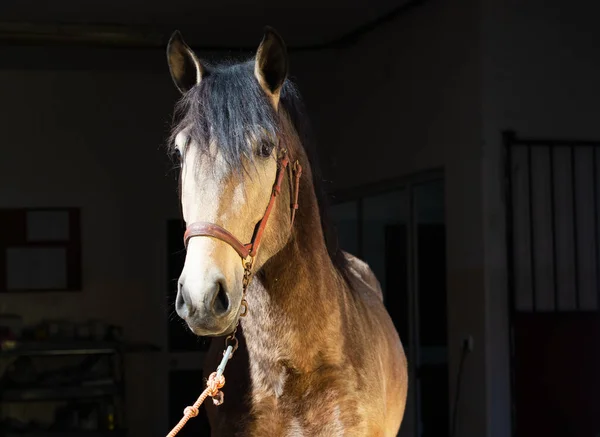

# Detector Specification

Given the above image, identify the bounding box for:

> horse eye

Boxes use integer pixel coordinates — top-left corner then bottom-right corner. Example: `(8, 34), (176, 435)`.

(257, 141), (274, 158)
(174, 148), (182, 161)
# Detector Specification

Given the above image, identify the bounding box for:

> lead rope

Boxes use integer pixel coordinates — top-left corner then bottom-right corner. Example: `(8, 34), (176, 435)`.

(165, 346), (232, 437)
(166, 259), (254, 437)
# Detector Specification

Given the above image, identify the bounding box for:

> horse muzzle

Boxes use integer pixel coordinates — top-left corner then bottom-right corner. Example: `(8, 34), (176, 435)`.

(176, 275), (240, 336)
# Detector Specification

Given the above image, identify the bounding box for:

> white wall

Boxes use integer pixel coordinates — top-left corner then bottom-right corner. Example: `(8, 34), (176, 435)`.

(482, 1), (600, 436)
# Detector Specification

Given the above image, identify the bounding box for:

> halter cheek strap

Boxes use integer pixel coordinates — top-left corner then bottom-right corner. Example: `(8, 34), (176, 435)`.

(183, 148), (302, 261)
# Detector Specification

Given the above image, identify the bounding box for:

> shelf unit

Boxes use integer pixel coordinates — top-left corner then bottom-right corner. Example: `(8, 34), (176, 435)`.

(1, 341), (159, 357)
(5, 432), (127, 437)
(0, 340), (159, 436)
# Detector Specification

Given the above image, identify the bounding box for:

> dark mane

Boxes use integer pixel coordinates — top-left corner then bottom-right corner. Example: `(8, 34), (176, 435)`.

(279, 80), (351, 283)
(169, 58), (350, 281)
(170, 60), (278, 171)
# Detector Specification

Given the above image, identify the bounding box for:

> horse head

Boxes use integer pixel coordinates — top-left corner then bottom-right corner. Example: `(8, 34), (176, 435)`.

(167, 28), (300, 337)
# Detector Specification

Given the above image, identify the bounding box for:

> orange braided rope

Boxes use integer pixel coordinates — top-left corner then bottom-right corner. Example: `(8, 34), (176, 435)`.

(166, 372), (225, 437)
(166, 344), (234, 437)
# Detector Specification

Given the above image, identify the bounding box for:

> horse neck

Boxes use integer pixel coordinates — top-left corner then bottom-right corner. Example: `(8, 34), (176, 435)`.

(242, 160), (347, 378)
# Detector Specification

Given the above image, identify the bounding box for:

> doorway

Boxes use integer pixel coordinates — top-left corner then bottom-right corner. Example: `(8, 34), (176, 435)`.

(329, 172), (448, 437)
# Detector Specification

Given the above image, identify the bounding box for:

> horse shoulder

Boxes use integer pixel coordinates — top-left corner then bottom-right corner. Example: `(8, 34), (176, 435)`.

(342, 251), (408, 435)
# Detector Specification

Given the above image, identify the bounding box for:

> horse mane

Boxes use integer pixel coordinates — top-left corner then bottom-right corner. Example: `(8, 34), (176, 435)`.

(169, 58), (351, 283)
(278, 80), (352, 284)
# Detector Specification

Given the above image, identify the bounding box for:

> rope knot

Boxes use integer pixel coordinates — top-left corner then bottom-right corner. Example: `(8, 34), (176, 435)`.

(206, 372), (226, 396)
(183, 406), (199, 418)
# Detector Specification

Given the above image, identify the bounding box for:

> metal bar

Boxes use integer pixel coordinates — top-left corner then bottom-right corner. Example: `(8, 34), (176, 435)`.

(549, 146), (559, 312)
(527, 144), (537, 311)
(329, 168), (444, 205)
(0, 0), (431, 51)
(502, 130), (517, 437)
(571, 146), (580, 310)
(594, 147), (600, 311)
(407, 182), (423, 437)
(404, 183), (417, 435)
(504, 131), (517, 315)
(510, 139), (600, 147)
(357, 198), (364, 259)
(116, 349), (126, 430)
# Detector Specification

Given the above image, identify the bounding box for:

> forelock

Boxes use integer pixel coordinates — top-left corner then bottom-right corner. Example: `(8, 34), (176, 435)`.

(170, 59), (280, 172)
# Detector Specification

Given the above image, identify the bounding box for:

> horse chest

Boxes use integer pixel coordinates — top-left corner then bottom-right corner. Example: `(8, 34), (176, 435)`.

(243, 368), (369, 437)
(247, 399), (365, 437)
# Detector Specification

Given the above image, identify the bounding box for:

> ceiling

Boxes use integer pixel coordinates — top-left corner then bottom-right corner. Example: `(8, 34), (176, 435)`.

(0, 0), (418, 49)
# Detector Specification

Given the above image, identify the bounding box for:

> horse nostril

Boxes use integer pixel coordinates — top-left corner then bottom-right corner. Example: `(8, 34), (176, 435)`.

(211, 281), (230, 316)
(176, 281), (193, 318)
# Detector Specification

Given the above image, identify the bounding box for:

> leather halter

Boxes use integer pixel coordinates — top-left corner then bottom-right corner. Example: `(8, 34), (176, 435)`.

(183, 146), (302, 262)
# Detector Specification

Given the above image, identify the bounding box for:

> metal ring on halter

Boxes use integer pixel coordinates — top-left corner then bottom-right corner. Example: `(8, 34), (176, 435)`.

(239, 299), (248, 317)
(243, 256), (254, 270)
(225, 333), (239, 354)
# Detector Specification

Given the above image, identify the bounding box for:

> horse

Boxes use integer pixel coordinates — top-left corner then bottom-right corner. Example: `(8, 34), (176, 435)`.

(165, 27), (408, 436)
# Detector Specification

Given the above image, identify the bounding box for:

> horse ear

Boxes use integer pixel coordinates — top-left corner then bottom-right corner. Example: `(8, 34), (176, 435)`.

(254, 27), (288, 108)
(167, 30), (204, 94)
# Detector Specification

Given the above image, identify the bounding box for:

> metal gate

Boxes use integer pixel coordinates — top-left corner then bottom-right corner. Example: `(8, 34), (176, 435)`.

(504, 130), (600, 437)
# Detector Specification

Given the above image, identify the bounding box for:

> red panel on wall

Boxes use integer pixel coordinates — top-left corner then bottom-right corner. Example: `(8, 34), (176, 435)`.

(514, 312), (600, 437)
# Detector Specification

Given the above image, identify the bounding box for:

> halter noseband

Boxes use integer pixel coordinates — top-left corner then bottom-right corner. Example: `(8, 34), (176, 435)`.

(183, 144), (302, 267)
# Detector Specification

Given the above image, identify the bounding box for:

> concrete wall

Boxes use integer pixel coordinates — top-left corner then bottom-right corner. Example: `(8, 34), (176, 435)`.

(482, 1), (600, 436)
